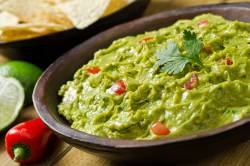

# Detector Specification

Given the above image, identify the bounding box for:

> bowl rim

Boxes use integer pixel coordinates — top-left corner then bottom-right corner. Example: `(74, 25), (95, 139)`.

(34, 2), (250, 149)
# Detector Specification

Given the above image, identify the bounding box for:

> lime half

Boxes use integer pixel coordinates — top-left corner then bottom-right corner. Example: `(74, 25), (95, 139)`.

(0, 76), (25, 131)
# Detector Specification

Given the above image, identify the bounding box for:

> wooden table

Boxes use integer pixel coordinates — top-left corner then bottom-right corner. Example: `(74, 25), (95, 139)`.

(1, 0), (250, 165)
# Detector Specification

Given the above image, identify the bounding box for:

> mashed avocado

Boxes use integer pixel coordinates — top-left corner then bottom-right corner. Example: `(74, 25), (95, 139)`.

(58, 14), (250, 140)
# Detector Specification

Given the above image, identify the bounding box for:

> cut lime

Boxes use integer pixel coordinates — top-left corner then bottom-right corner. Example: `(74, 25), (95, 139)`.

(0, 76), (25, 131)
(0, 61), (43, 105)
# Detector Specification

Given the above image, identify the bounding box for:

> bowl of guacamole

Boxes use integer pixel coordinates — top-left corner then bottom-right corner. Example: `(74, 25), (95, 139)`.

(58, 12), (250, 140)
(34, 3), (250, 163)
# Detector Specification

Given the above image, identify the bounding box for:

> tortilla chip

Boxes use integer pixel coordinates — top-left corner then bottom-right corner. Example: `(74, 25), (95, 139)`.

(103, 0), (134, 17)
(57, 0), (110, 29)
(0, 11), (19, 27)
(44, 0), (68, 4)
(0, 24), (66, 42)
(0, 0), (73, 28)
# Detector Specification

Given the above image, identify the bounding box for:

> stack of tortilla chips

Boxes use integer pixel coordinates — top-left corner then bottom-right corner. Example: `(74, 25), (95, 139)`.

(0, 0), (134, 42)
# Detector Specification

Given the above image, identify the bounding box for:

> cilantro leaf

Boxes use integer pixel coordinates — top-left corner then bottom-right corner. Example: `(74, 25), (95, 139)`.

(183, 30), (203, 67)
(156, 30), (203, 74)
(156, 42), (189, 74)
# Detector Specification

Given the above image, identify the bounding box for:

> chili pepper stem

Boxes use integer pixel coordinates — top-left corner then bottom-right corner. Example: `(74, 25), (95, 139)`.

(13, 146), (28, 161)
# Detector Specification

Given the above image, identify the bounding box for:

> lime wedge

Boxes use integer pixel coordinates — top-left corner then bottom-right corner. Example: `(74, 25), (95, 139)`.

(0, 76), (25, 131)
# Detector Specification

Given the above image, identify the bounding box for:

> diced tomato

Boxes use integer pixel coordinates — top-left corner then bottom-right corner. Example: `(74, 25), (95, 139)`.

(117, 80), (126, 89)
(183, 73), (199, 90)
(86, 67), (101, 74)
(140, 37), (155, 44)
(198, 20), (209, 27)
(226, 58), (233, 65)
(109, 80), (126, 95)
(151, 122), (170, 136)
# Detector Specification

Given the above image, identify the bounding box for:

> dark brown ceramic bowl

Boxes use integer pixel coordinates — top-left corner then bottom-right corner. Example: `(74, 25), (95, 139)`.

(0, 0), (150, 68)
(33, 3), (250, 164)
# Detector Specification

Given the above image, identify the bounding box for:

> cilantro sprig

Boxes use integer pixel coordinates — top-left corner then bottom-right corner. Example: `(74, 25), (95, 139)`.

(156, 30), (203, 74)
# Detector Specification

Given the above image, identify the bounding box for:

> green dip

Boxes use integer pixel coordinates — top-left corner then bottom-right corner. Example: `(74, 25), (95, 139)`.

(58, 14), (250, 140)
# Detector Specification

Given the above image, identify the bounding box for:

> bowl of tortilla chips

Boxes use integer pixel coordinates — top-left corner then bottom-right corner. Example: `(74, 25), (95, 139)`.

(0, 0), (150, 68)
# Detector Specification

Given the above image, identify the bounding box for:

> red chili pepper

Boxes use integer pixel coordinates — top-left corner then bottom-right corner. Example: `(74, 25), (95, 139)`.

(183, 73), (199, 90)
(226, 58), (233, 65)
(86, 67), (101, 74)
(139, 37), (155, 44)
(151, 122), (170, 136)
(5, 118), (52, 164)
(109, 80), (126, 95)
(198, 20), (209, 27)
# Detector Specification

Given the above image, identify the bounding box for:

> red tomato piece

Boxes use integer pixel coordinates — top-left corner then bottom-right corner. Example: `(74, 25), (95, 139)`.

(151, 122), (170, 136)
(110, 80), (126, 95)
(140, 37), (155, 44)
(198, 20), (209, 27)
(86, 67), (101, 74)
(116, 80), (126, 89)
(183, 73), (199, 90)
(226, 58), (233, 65)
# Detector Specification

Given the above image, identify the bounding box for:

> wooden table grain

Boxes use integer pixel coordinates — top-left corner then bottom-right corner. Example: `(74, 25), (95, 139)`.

(1, 0), (250, 165)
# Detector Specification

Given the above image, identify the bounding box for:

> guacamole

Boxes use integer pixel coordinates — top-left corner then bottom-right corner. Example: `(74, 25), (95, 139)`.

(58, 14), (250, 140)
